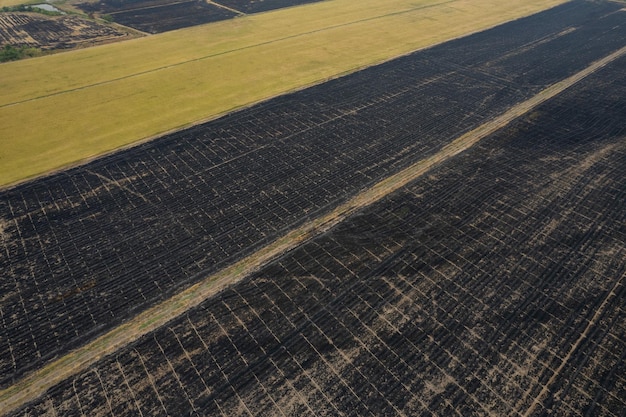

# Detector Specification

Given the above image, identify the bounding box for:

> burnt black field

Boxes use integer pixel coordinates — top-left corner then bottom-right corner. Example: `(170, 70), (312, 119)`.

(1, 0), (626, 392)
(12, 28), (626, 417)
(1, 0), (626, 415)
(216, 0), (322, 14)
(78, 0), (325, 33)
(108, 1), (238, 33)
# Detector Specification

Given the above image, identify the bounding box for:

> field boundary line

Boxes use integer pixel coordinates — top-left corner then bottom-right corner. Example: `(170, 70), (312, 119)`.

(1, 44), (625, 417)
(208, 0), (245, 16)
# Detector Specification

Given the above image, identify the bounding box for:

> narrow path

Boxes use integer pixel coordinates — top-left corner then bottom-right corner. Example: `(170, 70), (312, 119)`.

(208, 0), (245, 16)
(1, 44), (625, 417)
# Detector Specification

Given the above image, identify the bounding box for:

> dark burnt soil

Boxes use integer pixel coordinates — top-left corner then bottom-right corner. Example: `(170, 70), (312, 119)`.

(109, 0), (237, 33)
(1, 0), (625, 404)
(216, 0), (323, 14)
(78, 0), (191, 13)
(14, 29), (626, 417)
(76, 0), (325, 33)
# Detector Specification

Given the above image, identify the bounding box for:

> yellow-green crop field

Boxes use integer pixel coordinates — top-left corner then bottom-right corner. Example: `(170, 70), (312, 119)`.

(0, 0), (35, 6)
(0, 0), (566, 187)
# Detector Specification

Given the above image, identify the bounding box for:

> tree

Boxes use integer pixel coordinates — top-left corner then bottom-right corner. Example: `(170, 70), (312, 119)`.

(0, 45), (21, 62)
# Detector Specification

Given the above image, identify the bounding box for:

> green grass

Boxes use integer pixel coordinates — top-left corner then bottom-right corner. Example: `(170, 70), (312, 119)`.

(0, 0), (567, 187)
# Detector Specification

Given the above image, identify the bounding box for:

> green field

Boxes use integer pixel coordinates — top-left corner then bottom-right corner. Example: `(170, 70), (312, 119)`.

(0, 0), (566, 187)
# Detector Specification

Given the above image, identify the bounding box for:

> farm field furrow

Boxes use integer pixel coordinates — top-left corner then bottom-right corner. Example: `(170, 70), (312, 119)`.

(1, 0), (626, 394)
(12, 43), (626, 417)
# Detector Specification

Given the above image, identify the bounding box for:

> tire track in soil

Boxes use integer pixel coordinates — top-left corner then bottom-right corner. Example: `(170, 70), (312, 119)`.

(1, 42), (625, 417)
